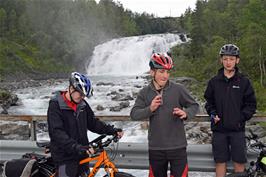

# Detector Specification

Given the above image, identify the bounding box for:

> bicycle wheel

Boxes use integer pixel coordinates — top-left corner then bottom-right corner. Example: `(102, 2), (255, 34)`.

(225, 172), (249, 177)
(103, 171), (135, 177)
(253, 171), (266, 177)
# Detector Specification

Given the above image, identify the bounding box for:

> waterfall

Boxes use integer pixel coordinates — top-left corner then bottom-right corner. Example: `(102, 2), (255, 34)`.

(86, 33), (187, 76)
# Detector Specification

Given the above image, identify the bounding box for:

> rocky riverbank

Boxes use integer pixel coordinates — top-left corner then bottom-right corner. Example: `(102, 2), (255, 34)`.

(0, 78), (67, 114)
(0, 72), (69, 110)
(0, 75), (206, 115)
(0, 71), (69, 106)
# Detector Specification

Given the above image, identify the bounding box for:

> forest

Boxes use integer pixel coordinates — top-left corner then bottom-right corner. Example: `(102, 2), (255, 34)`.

(172, 0), (266, 112)
(0, 0), (265, 112)
(0, 0), (179, 78)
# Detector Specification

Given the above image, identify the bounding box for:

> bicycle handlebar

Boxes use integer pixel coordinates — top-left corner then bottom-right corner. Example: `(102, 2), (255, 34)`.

(90, 134), (107, 145)
(89, 134), (120, 151)
(36, 134), (120, 154)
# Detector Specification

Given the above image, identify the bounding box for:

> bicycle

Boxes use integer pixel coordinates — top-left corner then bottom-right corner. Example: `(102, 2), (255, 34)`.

(2, 134), (135, 177)
(226, 132), (266, 177)
(80, 134), (135, 177)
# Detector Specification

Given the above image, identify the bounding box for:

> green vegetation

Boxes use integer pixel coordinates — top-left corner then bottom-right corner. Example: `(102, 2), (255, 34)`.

(171, 0), (266, 113)
(0, 0), (265, 113)
(0, 0), (179, 79)
(258, 122), (266, 129)
(0, 88), (10, 100)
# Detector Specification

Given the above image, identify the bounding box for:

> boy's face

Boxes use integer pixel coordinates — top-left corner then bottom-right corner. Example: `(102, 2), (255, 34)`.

(70, 86), (85, 103)
(150, 69), (170, 87)
(220, 55), (239, 71)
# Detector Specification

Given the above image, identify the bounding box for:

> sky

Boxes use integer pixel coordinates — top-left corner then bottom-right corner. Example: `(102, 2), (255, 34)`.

(101, 0), (198, 17)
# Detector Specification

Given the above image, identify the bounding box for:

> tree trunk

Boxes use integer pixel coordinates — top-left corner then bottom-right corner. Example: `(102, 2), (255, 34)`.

(258, 46), (266, 87)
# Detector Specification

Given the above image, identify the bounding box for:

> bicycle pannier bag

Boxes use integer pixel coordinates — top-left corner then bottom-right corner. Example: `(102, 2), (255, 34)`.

(2, 158), (38, 177)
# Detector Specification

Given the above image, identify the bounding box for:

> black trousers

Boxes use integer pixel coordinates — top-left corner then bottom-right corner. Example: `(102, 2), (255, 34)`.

(148, 148), (188, 177)
(57, 161), (90, 177)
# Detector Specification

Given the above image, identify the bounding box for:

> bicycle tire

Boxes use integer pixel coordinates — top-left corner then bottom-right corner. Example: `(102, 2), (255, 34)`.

(251, 172), (266, 177)
(103, 171), (136, 177)
(225, 172), (249, 177)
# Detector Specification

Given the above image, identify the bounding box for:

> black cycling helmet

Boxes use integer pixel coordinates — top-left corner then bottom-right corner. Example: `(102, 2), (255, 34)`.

(219, 44), (240, 57)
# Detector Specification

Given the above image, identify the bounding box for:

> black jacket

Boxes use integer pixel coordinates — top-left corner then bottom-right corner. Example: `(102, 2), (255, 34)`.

(204, 68), (256, 132)
(47, 91), (116, 165)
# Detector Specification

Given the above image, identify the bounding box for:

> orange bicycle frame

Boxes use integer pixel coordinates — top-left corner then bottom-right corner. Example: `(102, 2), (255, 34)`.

(79, 150), (118, 177)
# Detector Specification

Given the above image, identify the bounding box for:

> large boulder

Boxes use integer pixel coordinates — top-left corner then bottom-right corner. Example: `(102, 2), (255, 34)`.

(0, 121), (29, 140)
(109, 101), (130, 112)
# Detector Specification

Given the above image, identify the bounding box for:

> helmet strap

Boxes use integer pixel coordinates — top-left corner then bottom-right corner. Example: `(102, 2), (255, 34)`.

(68, 86), (79, 104)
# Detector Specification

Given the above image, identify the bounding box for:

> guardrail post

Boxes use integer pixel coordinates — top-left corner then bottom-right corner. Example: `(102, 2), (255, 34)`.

(30, 120), (37, 141)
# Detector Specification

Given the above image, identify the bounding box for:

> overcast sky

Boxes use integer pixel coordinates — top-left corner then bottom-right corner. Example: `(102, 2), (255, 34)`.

(98, 0), (197, 17)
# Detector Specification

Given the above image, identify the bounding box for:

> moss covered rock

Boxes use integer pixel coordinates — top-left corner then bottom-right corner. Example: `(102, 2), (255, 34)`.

(0, 89), (18, 114)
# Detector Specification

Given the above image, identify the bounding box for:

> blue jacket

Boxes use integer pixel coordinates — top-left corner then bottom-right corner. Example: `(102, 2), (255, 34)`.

(204, 68), (257, 132)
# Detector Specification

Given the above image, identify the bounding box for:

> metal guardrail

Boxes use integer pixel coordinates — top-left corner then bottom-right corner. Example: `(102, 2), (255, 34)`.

(0, 140), (257, 172)
(1, 115), (264, 172)
(1, 114), (266, 122)
(0, 114), (265, 141)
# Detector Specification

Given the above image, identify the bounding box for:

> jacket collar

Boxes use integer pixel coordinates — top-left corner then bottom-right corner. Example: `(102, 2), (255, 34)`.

(217, 67), (240, 80)
(55, 91), (86, 110)
(149, 80), (171, 92)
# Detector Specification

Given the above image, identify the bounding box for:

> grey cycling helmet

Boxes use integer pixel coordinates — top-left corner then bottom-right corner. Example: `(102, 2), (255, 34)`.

(219, 44), (240, 57)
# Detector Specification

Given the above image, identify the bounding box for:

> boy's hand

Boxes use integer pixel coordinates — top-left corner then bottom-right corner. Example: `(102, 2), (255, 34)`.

(173, 107), (187, 119)
(114, 128), (124, 138)
(77, 145), (94, 155)
(116, 131), (124, 139)
(150, 95), (162, 112)
(86, 147), (95, 155)
(211, 115), (220, 124)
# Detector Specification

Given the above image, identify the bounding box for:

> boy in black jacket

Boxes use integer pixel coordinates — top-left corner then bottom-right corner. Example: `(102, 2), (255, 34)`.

(204, 44), (257, 177)
(47, 72), (123, 177)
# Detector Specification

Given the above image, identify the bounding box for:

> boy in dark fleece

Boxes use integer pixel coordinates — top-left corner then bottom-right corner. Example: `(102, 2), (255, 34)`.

(130, 52), (199, 177)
